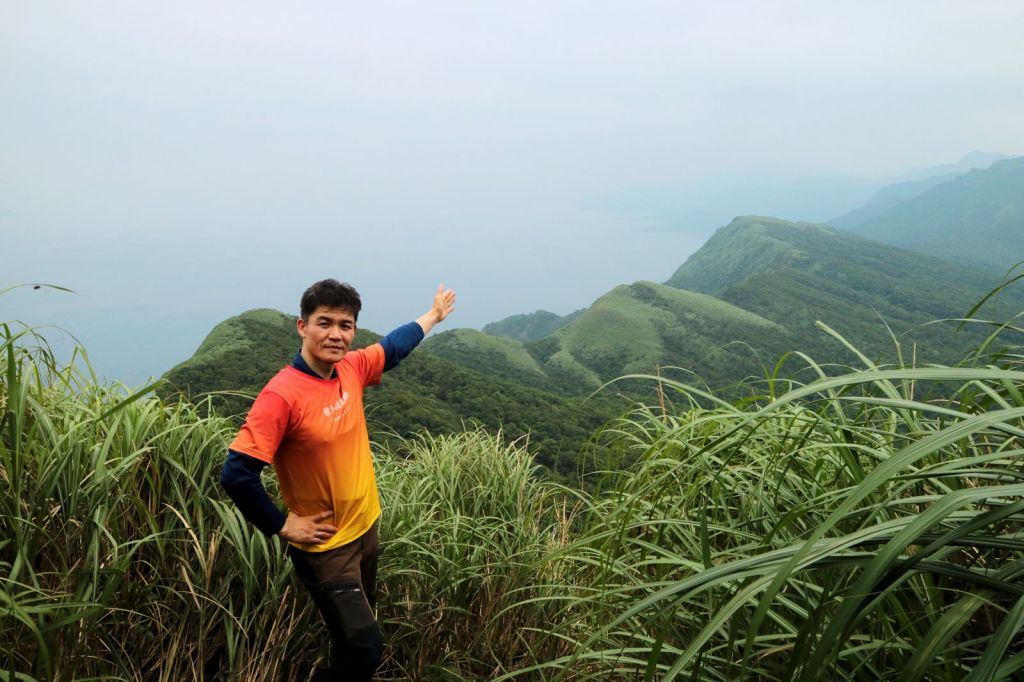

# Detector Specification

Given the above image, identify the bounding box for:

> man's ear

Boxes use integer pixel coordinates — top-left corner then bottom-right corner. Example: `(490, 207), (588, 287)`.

(296, 318), (306, 339)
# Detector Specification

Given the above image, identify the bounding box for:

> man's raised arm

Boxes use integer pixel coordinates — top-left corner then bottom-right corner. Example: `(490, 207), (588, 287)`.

(379, 283), (457, 371)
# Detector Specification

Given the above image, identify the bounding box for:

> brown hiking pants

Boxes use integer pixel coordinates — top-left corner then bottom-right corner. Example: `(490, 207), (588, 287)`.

(288, 521), (383, 681)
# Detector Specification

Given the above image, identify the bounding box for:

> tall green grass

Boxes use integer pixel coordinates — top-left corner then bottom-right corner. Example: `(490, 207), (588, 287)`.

(506, 313), (1024, 680)
(0, 318), (580, 680)
(0, 320), (306, 680)
(3, 280), (1023, 680)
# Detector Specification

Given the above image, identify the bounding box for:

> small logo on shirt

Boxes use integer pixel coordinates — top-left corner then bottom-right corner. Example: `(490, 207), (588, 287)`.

(323, 391), (351, 420)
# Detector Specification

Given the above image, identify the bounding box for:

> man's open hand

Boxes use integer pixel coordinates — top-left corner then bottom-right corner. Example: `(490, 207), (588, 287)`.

(417, 283), (456, 335)
(278, 510), (337, 545)
(431, 283), (456, 323)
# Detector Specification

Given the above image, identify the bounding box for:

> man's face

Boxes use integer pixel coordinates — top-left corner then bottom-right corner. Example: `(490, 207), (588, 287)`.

(297, 306), (357, 368)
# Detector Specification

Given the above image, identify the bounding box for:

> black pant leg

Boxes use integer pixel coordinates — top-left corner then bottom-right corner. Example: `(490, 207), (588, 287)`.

(289, 546), (384, 681)
(360, 522), (380, 610)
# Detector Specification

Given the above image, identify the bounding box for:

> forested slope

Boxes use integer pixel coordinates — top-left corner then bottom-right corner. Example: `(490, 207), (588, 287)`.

(160, 310), (624, 475)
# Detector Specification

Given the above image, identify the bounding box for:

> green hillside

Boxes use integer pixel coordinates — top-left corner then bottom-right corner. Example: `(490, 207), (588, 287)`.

(426, 216), (1023, 397)
(482, 308), (583, 341)
(666, 217), (833, 296)
(164, 215), (1024, 456)
(546, 281), (784, 387)
(157, 308), (299, 405)
(666, 215), (1024, 368)
(160, 310), (623, 476)
(441, 281), (788, 394)
(841, 156), (1024, 273)
(420, 328), (555, 390)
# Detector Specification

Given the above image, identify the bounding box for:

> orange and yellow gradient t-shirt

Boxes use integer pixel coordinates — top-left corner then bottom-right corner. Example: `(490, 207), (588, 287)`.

(228, 345), (385, 551)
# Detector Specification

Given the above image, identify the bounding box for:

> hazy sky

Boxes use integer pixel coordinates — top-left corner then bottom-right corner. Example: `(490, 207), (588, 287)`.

(3, 1), (1023, 384)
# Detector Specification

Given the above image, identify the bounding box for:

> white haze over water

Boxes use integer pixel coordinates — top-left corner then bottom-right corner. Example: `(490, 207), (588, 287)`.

(2, 1), (1023, 384)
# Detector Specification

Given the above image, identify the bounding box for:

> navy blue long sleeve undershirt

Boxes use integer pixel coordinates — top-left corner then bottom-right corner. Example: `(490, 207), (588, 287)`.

(221, 451), (285, 535)
(220, 321), (426, 536)
(380, 321), (424, 372)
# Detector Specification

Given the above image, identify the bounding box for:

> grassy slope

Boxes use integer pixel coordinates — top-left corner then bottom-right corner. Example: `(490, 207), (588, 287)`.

(161, 308), (299, 404)
(665, 216), (824, 296)
(432, 281), (786, 394)
(420, 328), (552, 390)
(549, 281), (784, 389)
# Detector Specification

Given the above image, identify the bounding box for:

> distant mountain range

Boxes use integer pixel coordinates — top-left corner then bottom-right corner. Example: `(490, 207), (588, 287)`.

(167, 213), (1023, 442)
(162, 153), (1024, 473)
(829, 173), (963, 230)
(831, 156), (1024, 273)
(898, 150), (1010, 182)
(439, 216), (1022, 393)
(831, 151), (1010, 230)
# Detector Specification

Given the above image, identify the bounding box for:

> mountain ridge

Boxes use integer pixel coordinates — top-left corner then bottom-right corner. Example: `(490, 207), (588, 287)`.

(482, 308), (584, 342)
(424, 279), (788, 392)
(160, 309), (623, 477)
(664, 215), (1024, 370)
(838, 156), (1024, 273)
(163, 205), (1024, 474)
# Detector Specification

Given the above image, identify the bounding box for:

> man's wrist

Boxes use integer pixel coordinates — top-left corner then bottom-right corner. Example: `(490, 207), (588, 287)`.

(416, 312), (441, 334)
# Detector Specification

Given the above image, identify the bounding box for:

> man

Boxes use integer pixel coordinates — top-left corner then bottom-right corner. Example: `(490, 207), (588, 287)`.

(220, 279), (456, 680)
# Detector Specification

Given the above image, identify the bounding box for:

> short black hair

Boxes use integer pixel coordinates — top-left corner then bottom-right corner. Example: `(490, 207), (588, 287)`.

(300, 279), (362, 321)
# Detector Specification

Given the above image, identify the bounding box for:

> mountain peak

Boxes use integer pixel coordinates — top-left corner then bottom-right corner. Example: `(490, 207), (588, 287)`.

(482, 308), (585, 342)
(958, 150), (1010, 166)
(665, 216), (836, 295)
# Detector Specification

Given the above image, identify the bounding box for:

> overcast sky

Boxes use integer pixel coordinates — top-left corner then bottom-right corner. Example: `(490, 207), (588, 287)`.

(3, 1), (1023, 384)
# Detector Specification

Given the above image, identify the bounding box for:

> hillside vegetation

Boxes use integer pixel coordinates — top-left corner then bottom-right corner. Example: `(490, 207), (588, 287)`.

(162, 217), (1024, 480)
(416, 327), (554, 390)
(481, 308), (583, 342)
(160, 310), (622, 476)
(437, 217), (1024, 397)
(4, 281), (1024, 680)
(431, 281), (785, 394)
(666, 215), (1024, 370)
(543, 281), (782, 387)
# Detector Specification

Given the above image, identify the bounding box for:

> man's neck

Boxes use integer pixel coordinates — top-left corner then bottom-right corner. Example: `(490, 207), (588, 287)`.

(299, 348), (335, 379)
